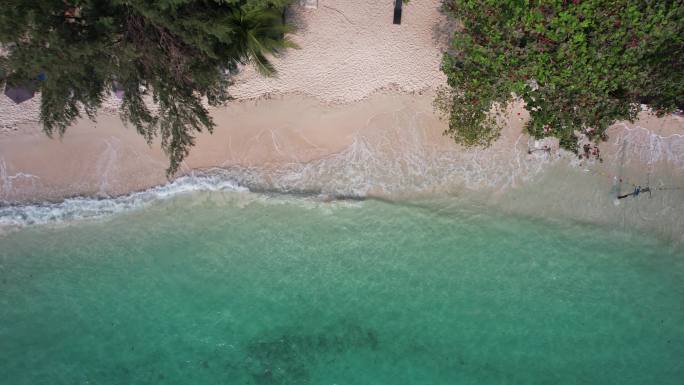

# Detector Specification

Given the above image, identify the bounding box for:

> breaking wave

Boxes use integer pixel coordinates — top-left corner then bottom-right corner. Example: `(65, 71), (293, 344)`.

(0, 173), (248, 229)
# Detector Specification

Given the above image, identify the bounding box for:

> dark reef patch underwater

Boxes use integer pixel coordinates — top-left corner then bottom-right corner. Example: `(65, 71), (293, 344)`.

(244, 323), (380, 384)
(1, 191), (683, 385)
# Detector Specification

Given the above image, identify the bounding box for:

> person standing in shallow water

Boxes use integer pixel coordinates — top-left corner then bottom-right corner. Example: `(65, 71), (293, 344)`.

(618, 185), (650, 200)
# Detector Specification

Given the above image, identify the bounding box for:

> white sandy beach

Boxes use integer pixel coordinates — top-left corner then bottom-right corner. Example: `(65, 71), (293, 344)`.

(0, 0), (452, 198)
(0, 0), (449, 131)
(1, 0), (683, 242)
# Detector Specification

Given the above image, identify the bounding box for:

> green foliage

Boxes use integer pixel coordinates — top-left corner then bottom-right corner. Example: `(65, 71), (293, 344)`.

(0, 0), (296, 175)
(438, 0), (683, 152)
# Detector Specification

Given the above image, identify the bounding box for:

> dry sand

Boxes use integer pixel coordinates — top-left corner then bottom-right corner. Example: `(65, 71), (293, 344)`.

(0, 0), (449, 131)
(229, 0), (450, 102)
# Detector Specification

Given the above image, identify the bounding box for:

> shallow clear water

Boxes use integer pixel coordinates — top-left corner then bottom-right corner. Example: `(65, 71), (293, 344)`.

(1, 191), (683, 385)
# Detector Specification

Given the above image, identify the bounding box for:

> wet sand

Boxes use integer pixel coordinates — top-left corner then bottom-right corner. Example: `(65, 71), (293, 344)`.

(0, 93), (437, 201)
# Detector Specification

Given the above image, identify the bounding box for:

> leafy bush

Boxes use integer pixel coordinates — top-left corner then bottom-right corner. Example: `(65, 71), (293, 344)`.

(438, 0), (683, 152)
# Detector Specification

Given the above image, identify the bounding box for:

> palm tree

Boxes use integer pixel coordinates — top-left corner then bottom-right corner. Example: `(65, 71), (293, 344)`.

(227, 3), (299, 76)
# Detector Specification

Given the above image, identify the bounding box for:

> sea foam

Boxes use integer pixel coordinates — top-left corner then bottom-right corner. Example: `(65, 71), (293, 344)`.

(0, 173), (248, 229)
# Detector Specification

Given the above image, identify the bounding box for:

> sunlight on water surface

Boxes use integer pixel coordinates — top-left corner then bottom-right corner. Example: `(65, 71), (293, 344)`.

(1, 191), (682, 385)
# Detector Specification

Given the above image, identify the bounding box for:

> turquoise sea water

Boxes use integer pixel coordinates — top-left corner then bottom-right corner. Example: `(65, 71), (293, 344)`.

(1, 191), (683, 385)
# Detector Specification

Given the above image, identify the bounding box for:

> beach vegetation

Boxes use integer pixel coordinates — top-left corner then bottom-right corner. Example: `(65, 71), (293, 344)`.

(0, 0), (296, 175)
(438, 0), (683, 152)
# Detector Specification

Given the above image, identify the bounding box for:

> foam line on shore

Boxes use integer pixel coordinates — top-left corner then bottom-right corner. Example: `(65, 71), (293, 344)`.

(0, 173), (249, 230)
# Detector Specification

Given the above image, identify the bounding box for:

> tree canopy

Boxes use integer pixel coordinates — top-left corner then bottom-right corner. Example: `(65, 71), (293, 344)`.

(438, 0), (683, 152)
(0, 0), (296, 175)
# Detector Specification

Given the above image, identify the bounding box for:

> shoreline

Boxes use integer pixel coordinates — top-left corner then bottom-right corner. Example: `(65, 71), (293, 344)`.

(1, 161), (682, 250)
(1, 90), (683, 245)
(1, 92), (451, 203)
